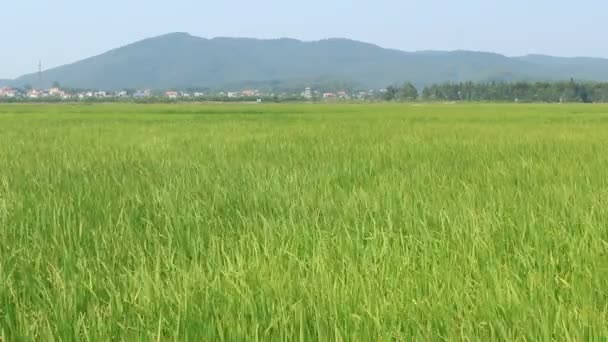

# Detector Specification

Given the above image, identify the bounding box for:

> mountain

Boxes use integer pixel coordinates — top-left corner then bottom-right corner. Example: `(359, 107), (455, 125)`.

(9, 32), (608, 90)
(513, 55), (608, 80)
(0, 80), (9, 86)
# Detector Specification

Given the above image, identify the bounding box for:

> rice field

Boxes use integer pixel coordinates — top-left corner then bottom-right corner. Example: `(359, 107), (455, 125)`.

(0, 103), (607, 340)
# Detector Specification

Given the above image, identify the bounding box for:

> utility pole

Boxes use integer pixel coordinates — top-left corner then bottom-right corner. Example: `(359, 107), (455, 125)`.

(38, 60), (43, 88)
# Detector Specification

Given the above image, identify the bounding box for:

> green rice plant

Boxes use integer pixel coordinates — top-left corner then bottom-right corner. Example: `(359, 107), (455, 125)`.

(0, 103), (607, 340)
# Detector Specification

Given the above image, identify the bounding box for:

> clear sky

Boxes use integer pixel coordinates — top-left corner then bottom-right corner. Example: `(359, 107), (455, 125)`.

(1, 0), (606, 79)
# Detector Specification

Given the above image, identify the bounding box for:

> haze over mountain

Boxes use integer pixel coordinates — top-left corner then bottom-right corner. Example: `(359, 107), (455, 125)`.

(8, 33), (608, 91)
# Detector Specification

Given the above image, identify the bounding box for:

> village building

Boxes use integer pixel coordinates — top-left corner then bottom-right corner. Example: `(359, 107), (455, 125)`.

(303, 87), (312, 99)
(27, 89), (42, 99)
(49, 87), (62, 96)
(0, 87), (16, 97)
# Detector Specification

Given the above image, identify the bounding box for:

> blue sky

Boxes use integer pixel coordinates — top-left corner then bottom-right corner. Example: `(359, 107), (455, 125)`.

(1, 0), (606, 78)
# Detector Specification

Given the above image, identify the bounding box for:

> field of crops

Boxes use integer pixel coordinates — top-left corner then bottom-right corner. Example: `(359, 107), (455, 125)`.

(1, 103), (607, 340)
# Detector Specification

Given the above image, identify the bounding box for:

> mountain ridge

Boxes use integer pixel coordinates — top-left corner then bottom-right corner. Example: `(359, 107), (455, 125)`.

(8, 33), (608, 90)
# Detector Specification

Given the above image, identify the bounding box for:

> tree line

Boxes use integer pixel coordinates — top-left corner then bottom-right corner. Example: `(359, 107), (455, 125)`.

(382, 80), (608, 103)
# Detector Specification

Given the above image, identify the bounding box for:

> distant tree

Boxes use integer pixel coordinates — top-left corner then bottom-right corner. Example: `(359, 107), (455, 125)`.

(413, 80), (606, 103)
(384, 86), (399, 101)
(401, 82), (418, 101)
(422, 87), (432, 100)
(52, 81), (61, 89)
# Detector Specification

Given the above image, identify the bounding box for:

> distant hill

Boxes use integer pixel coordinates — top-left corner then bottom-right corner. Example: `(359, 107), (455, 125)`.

(513, 55), (608, 81)
(0, 80), (9, 86)
(8, 32), (608, 90)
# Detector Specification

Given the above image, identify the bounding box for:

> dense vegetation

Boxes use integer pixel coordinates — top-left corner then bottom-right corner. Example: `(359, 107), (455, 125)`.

(1, 103), (607, 340)
(420, 80), (608, 103)
(8, 32), (608, 90)
(379, 80), (608, 103)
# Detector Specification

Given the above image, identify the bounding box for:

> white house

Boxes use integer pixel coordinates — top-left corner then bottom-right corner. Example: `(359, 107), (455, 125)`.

(27, 89), (41, 99)
(0, 87), (16, 98)
(303, 87), (312, 99)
